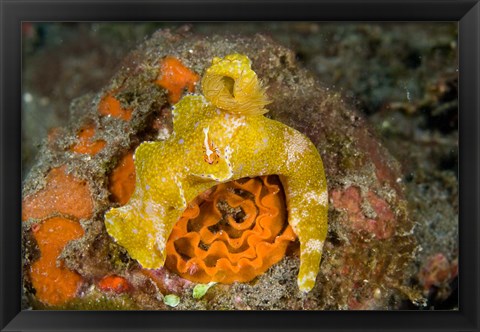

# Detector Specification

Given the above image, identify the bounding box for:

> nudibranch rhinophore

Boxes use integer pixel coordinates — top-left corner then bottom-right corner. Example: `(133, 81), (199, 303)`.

(104, 54), (328, 292)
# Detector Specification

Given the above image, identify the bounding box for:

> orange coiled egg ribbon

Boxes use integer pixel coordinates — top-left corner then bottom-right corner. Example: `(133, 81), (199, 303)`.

(165, 175), (296, 284)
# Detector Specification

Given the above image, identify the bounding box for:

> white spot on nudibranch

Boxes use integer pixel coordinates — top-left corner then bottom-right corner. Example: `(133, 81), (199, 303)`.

(304, 190), (328, 207)
(284, 129), (309, 164)
(305, 239), (324, 253)
(220, 114), (245, 139)
(298, 271), (316, 290)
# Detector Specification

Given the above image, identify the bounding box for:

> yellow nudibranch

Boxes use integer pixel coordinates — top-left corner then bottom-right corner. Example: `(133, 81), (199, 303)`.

(105, 54), (328, 292)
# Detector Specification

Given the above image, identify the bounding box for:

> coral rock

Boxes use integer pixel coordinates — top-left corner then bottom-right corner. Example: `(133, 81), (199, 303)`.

(23, 30), (416, 310)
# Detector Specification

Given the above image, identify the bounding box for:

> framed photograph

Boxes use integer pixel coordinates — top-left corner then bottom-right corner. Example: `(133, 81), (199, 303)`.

(1, 1), (479, 331)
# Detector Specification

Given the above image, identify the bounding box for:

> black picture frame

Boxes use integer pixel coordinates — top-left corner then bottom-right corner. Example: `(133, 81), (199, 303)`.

(1, 0), (479, 331)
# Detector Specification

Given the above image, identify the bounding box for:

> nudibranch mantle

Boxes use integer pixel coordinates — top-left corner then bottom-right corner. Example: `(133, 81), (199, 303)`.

(105, 54), (328, 292)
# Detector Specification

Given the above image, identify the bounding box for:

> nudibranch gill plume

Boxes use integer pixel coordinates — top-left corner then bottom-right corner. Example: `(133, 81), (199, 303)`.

(104, 53), (328, 292)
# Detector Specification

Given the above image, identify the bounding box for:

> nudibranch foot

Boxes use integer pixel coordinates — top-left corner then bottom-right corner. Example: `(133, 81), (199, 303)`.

(105, 199), (168, 268)
(104, 53), (328, 293)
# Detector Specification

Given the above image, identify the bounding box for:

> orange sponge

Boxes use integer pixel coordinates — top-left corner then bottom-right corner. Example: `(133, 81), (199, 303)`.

(98, 93), (133, 121)
(70, 124), (106, 155)
(165, 175), (296, 284)
(155, 56), (200, 104)
(22, 166), (94, 221)
(29, 217), (85, 306)
(108, 151), (136, 205)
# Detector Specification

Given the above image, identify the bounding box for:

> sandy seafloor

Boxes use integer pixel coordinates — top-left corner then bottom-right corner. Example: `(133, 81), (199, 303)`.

(22, 22), (458, 310)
